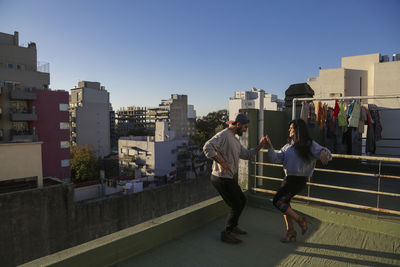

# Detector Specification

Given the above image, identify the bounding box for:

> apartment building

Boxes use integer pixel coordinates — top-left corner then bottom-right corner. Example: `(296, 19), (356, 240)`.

(229, 87), (284, 121)
(307, 53), (400, 107)
(70, 81), (111, 158)
(109, 104), (117, 150)
(187, 104), (196, 136)
(147, 94), (189, 139)
(119, 121), (185, 178)
(119, 121), (205, 180)
(0, 31), (70, 181)
(306, 52), (400, 156)
(30, 90), (70, 179)
(0, 31), (49, 142)
(116, 106), (147, 136)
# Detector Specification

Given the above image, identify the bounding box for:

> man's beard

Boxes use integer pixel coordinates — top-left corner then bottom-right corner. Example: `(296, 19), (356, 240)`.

(237, 128), (243, 136)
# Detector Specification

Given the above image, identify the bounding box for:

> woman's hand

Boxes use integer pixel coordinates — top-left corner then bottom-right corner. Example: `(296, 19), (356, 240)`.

(264, 135), (273, 148)
(320, 150), (329, 165)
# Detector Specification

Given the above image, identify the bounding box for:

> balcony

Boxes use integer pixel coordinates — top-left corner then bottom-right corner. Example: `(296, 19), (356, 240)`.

(9, 88), (36, 100)
(9, 108), (37, 121)
(10, 129), (35, 142)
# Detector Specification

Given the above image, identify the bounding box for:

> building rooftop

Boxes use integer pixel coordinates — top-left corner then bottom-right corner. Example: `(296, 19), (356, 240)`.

(23, 195), (400, 267)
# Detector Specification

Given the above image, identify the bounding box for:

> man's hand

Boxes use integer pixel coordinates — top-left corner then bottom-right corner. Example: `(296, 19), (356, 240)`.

(218, 161), (229, 173)
(320, 150), (329, 166)
(213, 154), (229, 173)
(264, 135), (273, 148)
(256, 135), (272, 151)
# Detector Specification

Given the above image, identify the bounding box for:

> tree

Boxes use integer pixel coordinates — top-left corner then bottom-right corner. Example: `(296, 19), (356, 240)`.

(126, 127), (154, 136)
(190, 109), (228, 147)
(70, 145), (99, 182)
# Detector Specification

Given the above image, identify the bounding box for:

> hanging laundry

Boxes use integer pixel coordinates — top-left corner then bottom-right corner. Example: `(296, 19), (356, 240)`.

(316, 102), (327, 129)
(315, 101), (323, 127)
(308, 102), (316, 127)
(338, 101), (347, 127)
(300, 101), (309, 122)
(326, 107), (336, 133)
(322, 103), (327, 128)
(365, 107), (372, 129)
(333, 99), (340, 118)
(347, 100), (355, 116)
(366, 122), (376, 154)
(369, 106), (383, 141)
(348, 100), (361, 128)
(358, 106), (367, 134)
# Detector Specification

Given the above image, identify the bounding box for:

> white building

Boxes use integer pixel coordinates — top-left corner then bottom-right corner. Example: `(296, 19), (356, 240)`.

(70, 81), (111, 158)
(119, 121), (186, 178)
(307, 52), (400, 157)
(229, 87), (284, 121)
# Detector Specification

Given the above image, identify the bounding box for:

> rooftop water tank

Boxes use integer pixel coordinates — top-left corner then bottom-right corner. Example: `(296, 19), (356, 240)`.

(392, 54), (400, 61)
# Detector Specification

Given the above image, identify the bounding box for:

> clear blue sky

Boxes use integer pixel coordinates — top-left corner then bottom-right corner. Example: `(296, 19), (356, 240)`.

(1, 0), (399, 116)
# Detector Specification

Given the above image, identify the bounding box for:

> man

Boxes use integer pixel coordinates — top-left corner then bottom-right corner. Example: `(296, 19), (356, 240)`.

(203, 113), (268, 244)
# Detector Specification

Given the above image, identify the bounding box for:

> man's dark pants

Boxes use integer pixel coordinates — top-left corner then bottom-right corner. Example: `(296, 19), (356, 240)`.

(211, 174), (246, 232)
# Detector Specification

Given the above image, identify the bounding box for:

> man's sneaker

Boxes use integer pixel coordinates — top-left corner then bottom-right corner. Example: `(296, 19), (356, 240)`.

(221, 231), (242, 244)
(231, 226), (247, 235)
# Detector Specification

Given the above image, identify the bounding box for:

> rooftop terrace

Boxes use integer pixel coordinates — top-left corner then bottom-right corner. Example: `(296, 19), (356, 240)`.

(22, 194), (400, 267)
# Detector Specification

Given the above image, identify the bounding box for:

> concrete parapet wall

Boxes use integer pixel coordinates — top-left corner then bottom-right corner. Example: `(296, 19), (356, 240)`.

(0, 176), (217, 266)
(21, 197), (226, 267)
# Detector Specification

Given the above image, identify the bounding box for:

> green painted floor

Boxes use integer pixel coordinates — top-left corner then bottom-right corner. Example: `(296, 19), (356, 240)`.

(116, 205), (400, 267)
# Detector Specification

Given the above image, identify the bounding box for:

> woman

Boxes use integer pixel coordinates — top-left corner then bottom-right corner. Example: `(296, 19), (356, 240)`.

(265, 119), (331, 243)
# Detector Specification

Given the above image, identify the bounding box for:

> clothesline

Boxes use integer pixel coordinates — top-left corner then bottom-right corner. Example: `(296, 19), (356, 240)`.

(292, 94), (400, 120)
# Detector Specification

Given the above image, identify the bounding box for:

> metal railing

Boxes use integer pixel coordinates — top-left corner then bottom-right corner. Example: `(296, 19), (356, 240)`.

(252, 151), (400, 216)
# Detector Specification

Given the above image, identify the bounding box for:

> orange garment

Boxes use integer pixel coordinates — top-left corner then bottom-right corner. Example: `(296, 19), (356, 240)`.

(316, 101), (327, 129)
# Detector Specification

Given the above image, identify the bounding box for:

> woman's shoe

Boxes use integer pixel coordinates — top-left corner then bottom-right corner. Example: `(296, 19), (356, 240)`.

(280, 229), (297, 243)
(298, 216), (311, 235)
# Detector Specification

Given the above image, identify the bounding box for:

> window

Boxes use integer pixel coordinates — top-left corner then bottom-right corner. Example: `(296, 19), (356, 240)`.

(59, 104), (68, 111)
(61, 159), (70, 167)
(60, 141), (70, 149)
(60, 122), (69, 130)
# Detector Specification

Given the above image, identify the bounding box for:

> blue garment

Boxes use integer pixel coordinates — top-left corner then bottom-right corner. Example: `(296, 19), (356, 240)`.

(267, 141), (332, 177)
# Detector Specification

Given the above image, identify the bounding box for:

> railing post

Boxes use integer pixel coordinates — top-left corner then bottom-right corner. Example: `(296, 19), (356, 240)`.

(377, 161), (382, 216)
(254, 160), (257, 191)
(307, 176), (311, 205)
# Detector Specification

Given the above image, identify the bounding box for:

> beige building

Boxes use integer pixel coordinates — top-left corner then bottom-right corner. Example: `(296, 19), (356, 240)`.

(70, 81), (111, 157)
(0, 31), (49, 142)
(307, 53), (400, 108)
(0, 142), (43, 187)
(307, 53), (400, 156)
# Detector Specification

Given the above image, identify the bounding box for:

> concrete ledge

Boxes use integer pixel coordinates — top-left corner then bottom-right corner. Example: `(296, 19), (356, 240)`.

(20, 196), (226, 267)
(247, 193), (400, 237)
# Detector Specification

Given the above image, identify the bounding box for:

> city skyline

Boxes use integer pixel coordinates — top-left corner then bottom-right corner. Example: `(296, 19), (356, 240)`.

(1, 0), (399, 116)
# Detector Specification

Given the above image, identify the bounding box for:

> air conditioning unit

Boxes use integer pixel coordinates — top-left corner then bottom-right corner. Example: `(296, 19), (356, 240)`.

(393, 54), (400, 61)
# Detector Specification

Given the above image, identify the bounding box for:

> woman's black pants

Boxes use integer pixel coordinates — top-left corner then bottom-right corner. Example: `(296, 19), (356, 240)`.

(273, 176), (307, 213)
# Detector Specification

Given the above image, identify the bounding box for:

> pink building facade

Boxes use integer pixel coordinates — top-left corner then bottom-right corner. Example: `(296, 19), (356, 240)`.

(30, 89), (70, 179)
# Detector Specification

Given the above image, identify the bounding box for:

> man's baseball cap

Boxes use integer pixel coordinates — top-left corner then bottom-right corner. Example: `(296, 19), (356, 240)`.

(226, 113), (250, 125)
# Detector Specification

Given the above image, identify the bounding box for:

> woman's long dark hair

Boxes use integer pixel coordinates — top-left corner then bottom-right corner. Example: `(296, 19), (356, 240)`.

(288, 119), (313, 162)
